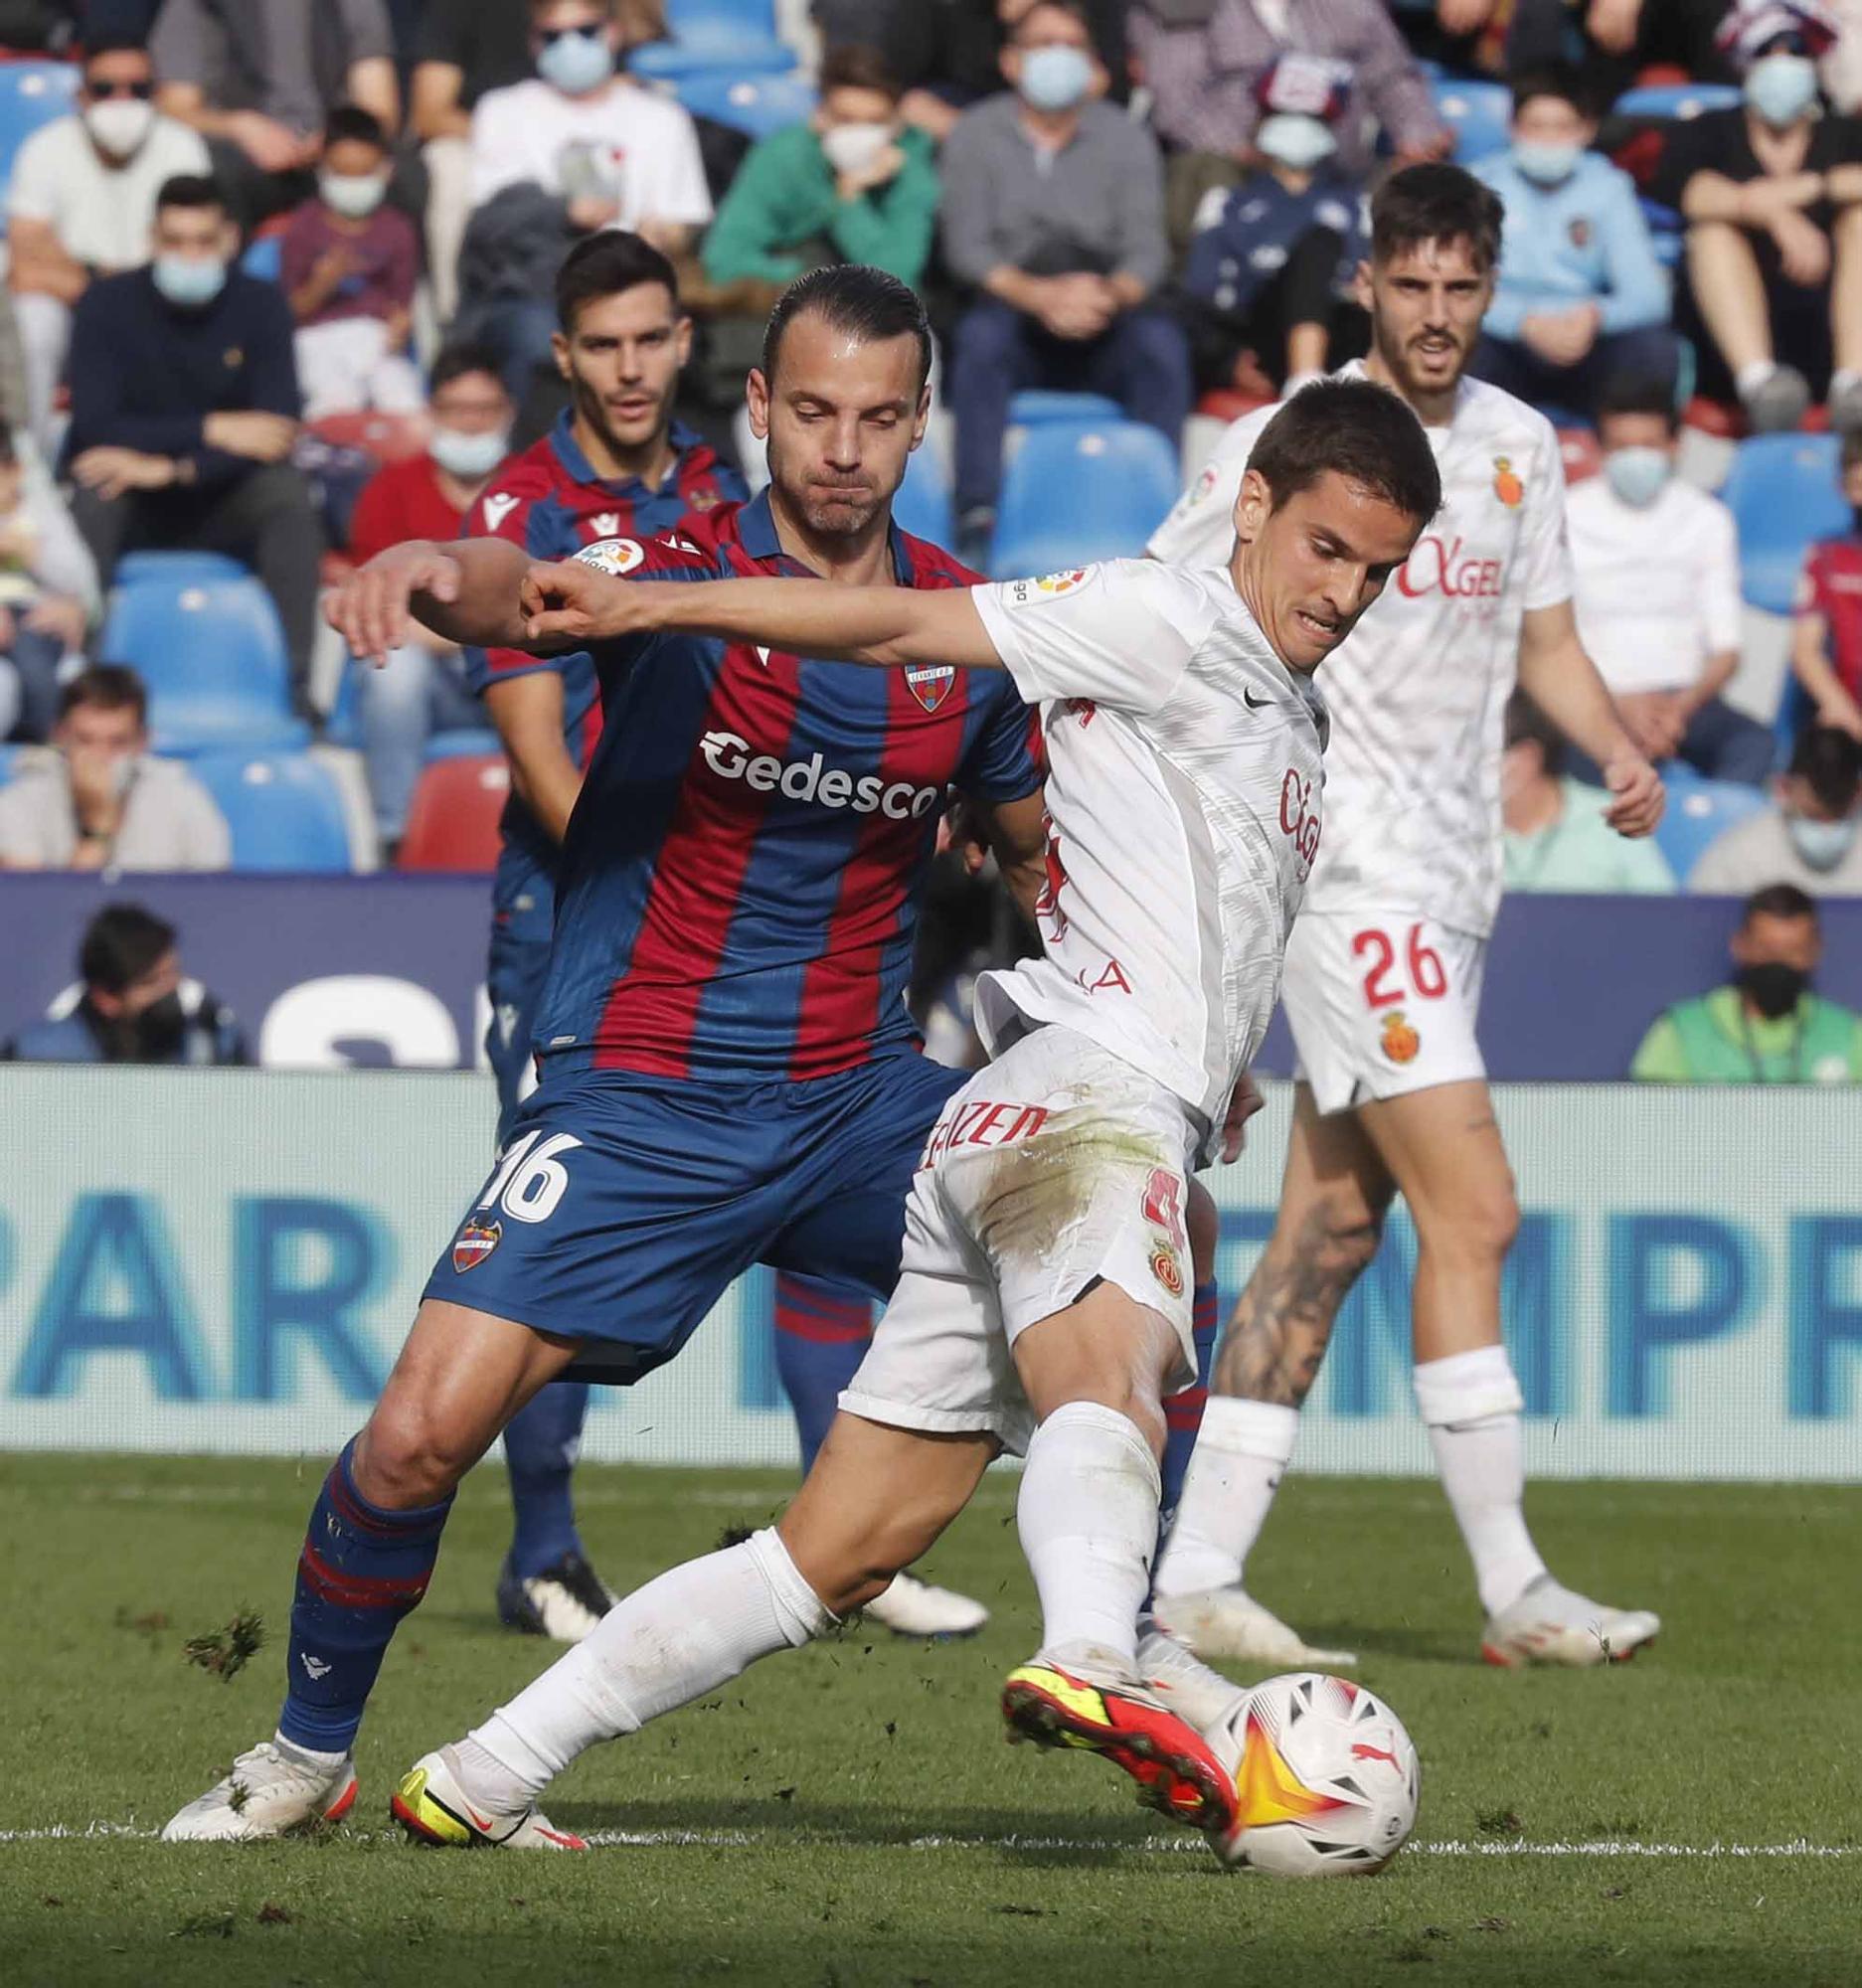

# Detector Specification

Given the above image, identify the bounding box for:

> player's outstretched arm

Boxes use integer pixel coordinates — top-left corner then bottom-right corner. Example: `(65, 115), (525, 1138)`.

(520, 562), (1004, 671)
(325, 538), (536, 665)
(1516, 599), (1665, 838)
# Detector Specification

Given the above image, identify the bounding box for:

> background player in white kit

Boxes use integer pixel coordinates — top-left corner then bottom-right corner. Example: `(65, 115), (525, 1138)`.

(383, 381), (1442, 1852)
(1149, 165), (1668, 1672)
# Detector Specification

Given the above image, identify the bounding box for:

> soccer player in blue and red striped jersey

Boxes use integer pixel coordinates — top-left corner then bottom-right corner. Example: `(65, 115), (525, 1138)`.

(161, 267), (1057, 1842)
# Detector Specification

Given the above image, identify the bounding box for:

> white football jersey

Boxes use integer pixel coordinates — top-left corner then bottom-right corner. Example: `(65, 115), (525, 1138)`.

(1148, 362), (1573, 935)
(970, 560), (1327, 1159)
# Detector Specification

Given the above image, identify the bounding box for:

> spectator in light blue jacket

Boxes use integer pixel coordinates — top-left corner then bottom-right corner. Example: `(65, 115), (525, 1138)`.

(1470, 64), (1679, 415)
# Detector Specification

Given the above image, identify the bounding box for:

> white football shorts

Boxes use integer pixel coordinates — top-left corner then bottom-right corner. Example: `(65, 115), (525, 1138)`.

(1280, 911), (1488, 1117)
(841, 1023), (1199, 1457)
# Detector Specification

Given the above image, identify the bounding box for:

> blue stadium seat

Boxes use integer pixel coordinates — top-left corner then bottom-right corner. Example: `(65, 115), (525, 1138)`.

(0, 61), (79, 185)
(0, 743), (20, 784)
(188, 752), (354, 873)
(1009, 391), (1125, 427)
(100, 572), (308, 754)
(423, 728), (502, 761)
(1432, 79), (1512, 162)
(241, 234), (283, 283)
(893, 442), (955, 549)
(1774, 671), (1815, 765)
(1653, 764), (1772, 882)
(1718, 433), (1850, 614)
(631, 0), (789, 77)
(668, 69), (815, 139)
(990, 421), (1183, 579)
(1613, 82), (1742, 121)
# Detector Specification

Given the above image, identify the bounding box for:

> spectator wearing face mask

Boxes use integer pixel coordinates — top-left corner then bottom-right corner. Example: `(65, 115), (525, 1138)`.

(702, 45), (938, 290)
(1501, 692), (1678, 892)
(1791, 426), (1862, 737)
(345, 346), (514, 843)
(1470, 65), (1678, 413)
(1649, 0), (1862, 433)
(5, 35), (210, 453)
(0, 665), (229, 871)
(3, 902), (245, 1065)
(278, 105), (421, 421)
(1566, 377), (1774, 787)
(1632, 881), (1862, 1080)
(0, 421), (98, 744)
(1178, 56), (1367, 398)
(1690, 724), (1862, 894)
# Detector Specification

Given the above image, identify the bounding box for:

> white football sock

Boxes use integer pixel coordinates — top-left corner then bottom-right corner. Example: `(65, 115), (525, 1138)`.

(1152, 1395), (1299, 1598)
(467, 1529), (832, 1806)
(1735, 358), (1779, 400)
(1017, 1401), (1162, 1671)
(1416, 1348), (1546, 1619)
(1832, 367), (1862, 399)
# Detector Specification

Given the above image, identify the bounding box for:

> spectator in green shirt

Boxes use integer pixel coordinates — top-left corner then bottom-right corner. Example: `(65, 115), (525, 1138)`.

(1631, 883), (1862, 1084)
(701, 46), (939, 290)
(1503, 693), (1678, 893)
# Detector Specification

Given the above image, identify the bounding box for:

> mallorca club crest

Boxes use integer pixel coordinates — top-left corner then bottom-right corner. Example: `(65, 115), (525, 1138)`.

(452, 1218), (502, 1272)
(1380, 1010), (1421, 1065)
(905, 664), (955, 713)
(1149, 1243), (1185, 1299)
(1492, 456), (1524, 508)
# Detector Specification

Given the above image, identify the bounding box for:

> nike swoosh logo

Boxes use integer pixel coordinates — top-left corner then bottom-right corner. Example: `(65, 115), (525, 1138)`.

(1243, 689), (1273, 710)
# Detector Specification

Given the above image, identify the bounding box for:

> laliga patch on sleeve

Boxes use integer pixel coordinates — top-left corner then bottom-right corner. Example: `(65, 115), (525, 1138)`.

(575, 538), (645, 577)
(1005, 567), (1092, 607)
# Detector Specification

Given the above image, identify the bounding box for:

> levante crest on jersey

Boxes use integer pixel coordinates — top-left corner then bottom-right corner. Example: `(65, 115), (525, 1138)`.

(906, 664), (955, 713)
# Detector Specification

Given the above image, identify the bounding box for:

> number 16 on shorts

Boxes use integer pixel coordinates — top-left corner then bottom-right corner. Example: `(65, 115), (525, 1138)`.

(451, 1130), (584, 1272)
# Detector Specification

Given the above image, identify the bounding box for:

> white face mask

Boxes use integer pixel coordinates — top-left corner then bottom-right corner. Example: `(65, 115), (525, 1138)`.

(429, 425), (510, 481)
(319, 170), (390, 221)
(820, 121), (894, 177)
(1256, 112), (1336, 171)
(85, 96), (154, 157)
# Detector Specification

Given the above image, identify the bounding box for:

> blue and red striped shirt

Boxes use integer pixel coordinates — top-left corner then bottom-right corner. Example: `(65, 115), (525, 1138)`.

(533, 490), (1043, 1083)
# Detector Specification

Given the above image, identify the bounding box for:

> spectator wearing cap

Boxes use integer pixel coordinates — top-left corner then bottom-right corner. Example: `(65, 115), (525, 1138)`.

(1631, 882), (1862, 1081)
(1502, 692), (1678, 892)
(0, 421), (97, 744)
(702, 46), (939, 291)
(3, 902), (245, 1065)
(1178, 55), (1367, 398)
(0, 665), (230, 872)
(1565, 378), (1774, 787)
(1649, 0), (1862, 434)
(1792, 427), (1862, 737)
(940, 0), (1191, 560)
(5, 35), (211, 453)
(1690, 725), (1862, 894)
(1470, 65), (1678, 414)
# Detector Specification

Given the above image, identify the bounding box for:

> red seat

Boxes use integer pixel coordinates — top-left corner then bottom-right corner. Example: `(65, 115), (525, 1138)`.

(398, 754), (508, 872)
(310, 412), (430, 463)
(1196, 389), (1275, 423)
(1558, 427), (1603, 484)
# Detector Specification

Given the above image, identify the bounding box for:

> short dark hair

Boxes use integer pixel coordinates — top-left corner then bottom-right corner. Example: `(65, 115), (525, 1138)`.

(819, 44), (902, 99)
(1508, 61), (1592, 117)
(1789, 722), (1862, 814)
(1841, 428), (1862, 474)
(1371, 162), (1503, 276)
(429, 342), (508, 396)
(324, 103), (389, 152)
(1248, 378), (1442, 530)
(60, 664), (147, 727)
(1595, 373), (1678, 430)
(762, 264), (932, 393)
(555, 229), (681, 333)
(1504, 691), (1565, 773)
(154, 173), (228, 220)
(1010, 0), (1092, 38)
(84, 37), (153, 68)
(80, 904), (175, 996)
(0, 421), (16, 469)
(1743, 881), (1819, 926)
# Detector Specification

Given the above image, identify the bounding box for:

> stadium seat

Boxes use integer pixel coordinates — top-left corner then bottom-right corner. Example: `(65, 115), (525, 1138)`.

(667, 70), (816, 140)
(100, 571), (308, 754)
(308, 411), (430, 463)
(0, 60), (79, 185)
(1009, 391), (1124, 427)
(0, 743), (19, 784)
(1774, 671), (1815, 765)
(423, 728), (502, 761)
(1652, 763), (1771, 882)
(188, 751), (355, 873)
(1432, 79), (1512, 162)
(1558, 428), (1604, 483)
(113, 550), (250, 587)
(1718, 433), (1851, 614)
(398, 754), (509, 871)
(240, 234), (283, 283)
(893, 441), (955, 548)
(990, 421), (1183, 579)
(1613, 82), (1742, 121)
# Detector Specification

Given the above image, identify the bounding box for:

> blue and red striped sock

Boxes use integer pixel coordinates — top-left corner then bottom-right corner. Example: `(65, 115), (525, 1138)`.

(771, 1271), (874, 1475)
(276, 1437), (453, 1755)
(1160, 1280), (1219, 1532)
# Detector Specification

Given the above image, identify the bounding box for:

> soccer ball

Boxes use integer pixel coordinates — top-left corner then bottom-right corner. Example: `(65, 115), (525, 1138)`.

(1208, 1671), (1420, 1877)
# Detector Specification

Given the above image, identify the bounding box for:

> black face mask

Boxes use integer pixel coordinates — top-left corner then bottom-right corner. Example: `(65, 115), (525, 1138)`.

(1736, 961), (1809, 1021)
(131, 991), (189, 1062)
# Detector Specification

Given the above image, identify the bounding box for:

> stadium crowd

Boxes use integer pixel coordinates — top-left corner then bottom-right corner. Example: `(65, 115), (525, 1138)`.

(0, 0), (1860, 1079)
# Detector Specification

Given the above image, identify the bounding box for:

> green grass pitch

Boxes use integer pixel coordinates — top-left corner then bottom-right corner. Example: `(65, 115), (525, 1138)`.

(3, 1454), (1857, 1987)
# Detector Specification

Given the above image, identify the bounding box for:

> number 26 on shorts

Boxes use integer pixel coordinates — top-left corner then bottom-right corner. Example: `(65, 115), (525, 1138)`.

(1352, 924), (1448, 1011)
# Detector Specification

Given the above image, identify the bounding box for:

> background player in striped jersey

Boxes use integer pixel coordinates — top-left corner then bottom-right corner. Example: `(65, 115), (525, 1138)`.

(162, 267), (1057, 1843)
(1147, 165), (1667, 1671)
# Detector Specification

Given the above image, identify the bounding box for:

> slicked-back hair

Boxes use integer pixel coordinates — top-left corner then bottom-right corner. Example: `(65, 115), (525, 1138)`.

(80, 905), (176, 997)
(1371, 162), (1503, 277)
(555, 229), (681, 333)
(1249, 378), (1441, 530)
(60, 663), (148, 728)
(762, 264), (932, 395)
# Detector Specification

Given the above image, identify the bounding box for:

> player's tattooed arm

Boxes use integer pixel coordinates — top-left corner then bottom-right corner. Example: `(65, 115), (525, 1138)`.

(325, 538), (540, 664)
(519, 564), (1006, 672)
(1210, 1202), (1382, 1406)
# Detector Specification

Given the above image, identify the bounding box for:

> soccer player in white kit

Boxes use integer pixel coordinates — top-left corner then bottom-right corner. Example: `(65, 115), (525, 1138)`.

(1148, 165), (1667, 1671)
(383, 379), (1440, 1852)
